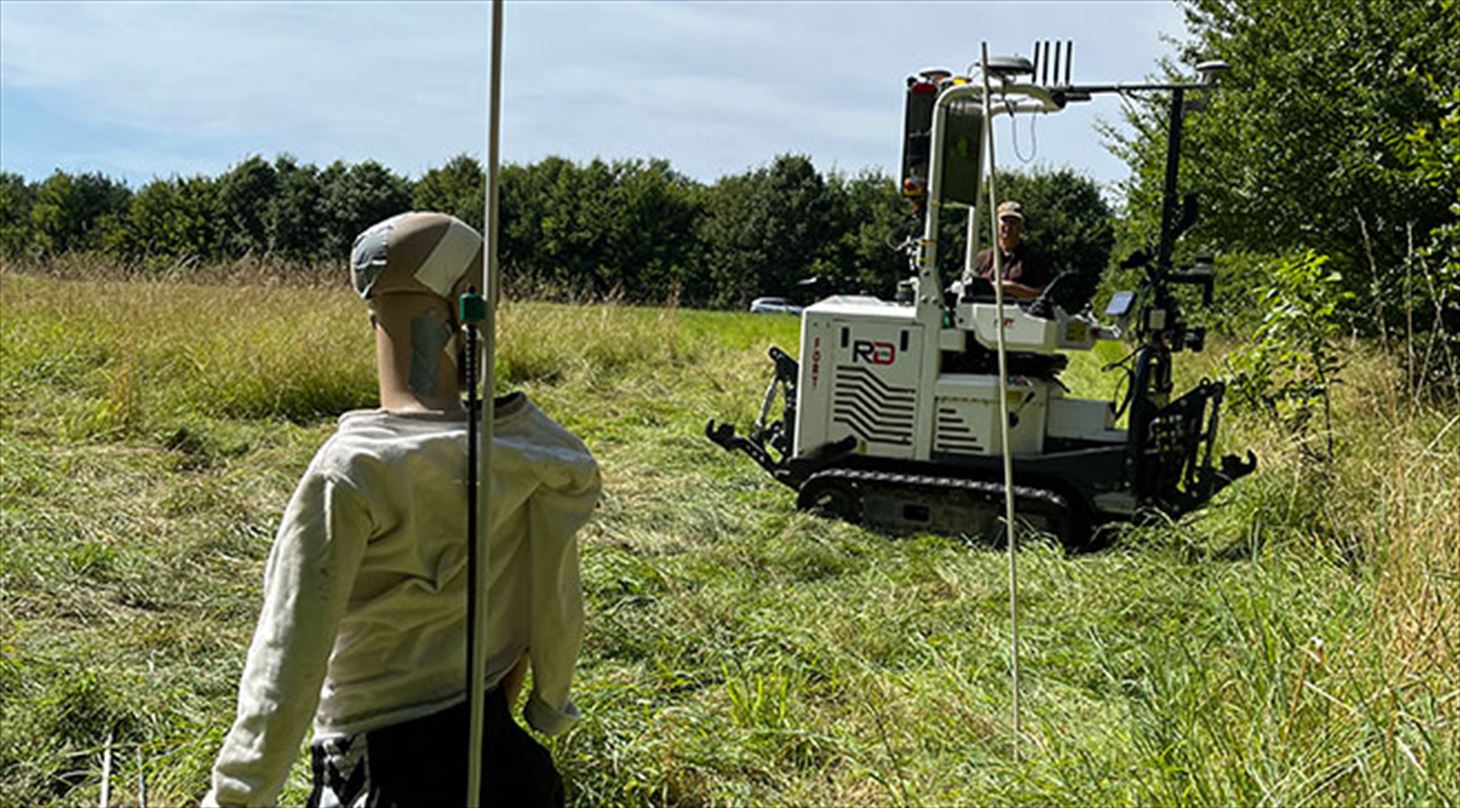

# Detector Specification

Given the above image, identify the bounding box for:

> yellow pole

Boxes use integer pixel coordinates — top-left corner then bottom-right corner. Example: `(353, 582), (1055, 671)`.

(979, 41), (1022, 762)
(466, 0), (503, 803)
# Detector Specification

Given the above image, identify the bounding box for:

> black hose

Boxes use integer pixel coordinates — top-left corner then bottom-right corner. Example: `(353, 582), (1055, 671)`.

(463, 311), (480, 798)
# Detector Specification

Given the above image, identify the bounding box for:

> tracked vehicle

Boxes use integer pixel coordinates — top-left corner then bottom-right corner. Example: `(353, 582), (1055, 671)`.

(706, 50), (1256, 543)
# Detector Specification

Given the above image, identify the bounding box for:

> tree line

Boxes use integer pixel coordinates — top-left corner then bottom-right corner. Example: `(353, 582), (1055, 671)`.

(0, 154), (1113, 309)
(2, 0), (1448, 386)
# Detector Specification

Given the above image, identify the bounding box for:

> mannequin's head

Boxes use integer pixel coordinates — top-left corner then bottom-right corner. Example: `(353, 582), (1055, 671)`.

(350, 212), (484, 413)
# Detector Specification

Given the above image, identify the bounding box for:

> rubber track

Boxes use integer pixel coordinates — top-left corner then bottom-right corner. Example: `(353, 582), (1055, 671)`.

(800, 467), (1070, 531)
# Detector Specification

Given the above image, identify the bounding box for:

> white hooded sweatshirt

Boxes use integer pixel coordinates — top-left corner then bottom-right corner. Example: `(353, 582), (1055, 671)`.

(206, 394), (599, 806)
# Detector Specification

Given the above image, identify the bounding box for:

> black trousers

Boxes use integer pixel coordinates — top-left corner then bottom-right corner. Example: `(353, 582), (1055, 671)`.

(306, 688), (564, 808)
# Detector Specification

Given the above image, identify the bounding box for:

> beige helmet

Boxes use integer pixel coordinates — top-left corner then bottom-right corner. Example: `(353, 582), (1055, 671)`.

(350, 211), (484, 303)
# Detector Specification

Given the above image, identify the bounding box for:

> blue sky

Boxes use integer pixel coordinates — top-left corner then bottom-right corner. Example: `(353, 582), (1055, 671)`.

(0, 1), (1189, 194)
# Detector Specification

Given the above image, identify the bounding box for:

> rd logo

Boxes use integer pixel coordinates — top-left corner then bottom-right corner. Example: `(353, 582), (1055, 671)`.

(852, 339), (896, 365)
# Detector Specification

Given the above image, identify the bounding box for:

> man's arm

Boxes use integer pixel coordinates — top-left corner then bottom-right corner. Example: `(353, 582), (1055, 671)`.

(205, 468), (371, 807)
(966, 248), (994, 284)
(1007, 246), (1053, 298)
(997, 279), (1047, 300)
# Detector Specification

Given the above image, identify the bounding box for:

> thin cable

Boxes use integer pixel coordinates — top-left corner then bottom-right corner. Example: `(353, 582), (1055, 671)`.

(1008, 99), (1037, 164)
(1103, 346), (1140, 418)
(463, 312), (482, 797)
(980, 41), (1022, 763)
(1118, 90), (1160, 144)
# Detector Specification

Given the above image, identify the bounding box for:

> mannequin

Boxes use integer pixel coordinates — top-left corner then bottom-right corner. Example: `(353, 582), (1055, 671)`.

(353, 211), (475, 414)
(205, 212), (598, 808)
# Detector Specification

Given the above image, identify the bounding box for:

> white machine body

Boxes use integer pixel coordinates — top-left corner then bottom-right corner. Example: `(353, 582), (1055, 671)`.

(793, 296), (1124, 463)
(705, 64), (1256, 540)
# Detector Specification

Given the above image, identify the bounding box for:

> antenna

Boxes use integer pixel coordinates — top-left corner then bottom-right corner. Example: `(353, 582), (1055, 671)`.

(1196, 59), (1230, 84)
(1028, 40), (1076, 87)
(984, 55), (1034, 81)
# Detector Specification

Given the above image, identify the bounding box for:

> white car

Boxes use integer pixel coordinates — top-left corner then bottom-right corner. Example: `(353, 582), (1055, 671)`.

(749, 297), (802, 315)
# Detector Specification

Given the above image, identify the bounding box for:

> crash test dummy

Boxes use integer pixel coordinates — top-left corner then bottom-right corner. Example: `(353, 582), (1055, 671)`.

(205, 212), (600, 807)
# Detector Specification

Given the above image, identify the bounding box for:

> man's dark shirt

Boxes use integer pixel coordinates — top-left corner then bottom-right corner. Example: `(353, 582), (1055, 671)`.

(974, 243), (1052, 291)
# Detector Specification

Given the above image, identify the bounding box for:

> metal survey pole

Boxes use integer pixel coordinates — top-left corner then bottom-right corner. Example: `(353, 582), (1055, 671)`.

(980, 42), (1022, 762)
(466, 0), (503, 803)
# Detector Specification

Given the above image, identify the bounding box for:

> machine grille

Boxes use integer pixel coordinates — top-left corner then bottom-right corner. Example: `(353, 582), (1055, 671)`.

(832, 367), (914, 446)
(935, 406), (983, 454)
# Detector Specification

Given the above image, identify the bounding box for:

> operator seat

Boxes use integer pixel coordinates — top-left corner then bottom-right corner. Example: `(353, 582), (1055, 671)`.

(958, 272), (1095, 317)
(945, 275), (1078, 379)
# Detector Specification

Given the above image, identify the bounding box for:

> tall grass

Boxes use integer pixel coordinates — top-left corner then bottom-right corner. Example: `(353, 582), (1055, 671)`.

(1, 270), (1455, 806)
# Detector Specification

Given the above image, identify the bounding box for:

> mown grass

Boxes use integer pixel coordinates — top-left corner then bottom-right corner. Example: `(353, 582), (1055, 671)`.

(1, 270), (1455, 806)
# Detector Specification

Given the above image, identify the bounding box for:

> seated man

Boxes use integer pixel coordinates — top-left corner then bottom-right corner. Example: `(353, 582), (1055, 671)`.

(205, 212), (600, 807)
(971, 200), (1052, 300)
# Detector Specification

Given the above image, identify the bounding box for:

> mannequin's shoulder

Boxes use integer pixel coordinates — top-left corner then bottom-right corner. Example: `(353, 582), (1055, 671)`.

(496, 395), (598, 481)
(501, 395), (587, 448)
(310, 410), (444, 479)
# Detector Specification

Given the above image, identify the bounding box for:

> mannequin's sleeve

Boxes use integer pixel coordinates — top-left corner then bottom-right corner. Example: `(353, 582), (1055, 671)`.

(205, 465), (371, 807)
(521, 458), (600, 736)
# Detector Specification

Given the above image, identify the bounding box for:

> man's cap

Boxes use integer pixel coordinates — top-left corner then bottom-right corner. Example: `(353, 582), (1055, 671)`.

(997, 201), (1025, 221)
(350, 212), (483, 302)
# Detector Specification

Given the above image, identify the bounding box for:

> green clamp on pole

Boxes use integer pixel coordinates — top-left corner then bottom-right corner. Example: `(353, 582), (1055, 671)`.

(459, 291), (487, 325)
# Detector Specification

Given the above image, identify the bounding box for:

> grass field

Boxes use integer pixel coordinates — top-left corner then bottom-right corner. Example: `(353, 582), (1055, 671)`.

(1, 271), (1455, 806)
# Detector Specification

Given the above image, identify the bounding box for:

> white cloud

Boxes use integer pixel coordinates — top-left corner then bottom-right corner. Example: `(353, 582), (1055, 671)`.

(2, 1), (488, 173)
(1, 1), (1189, 185)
